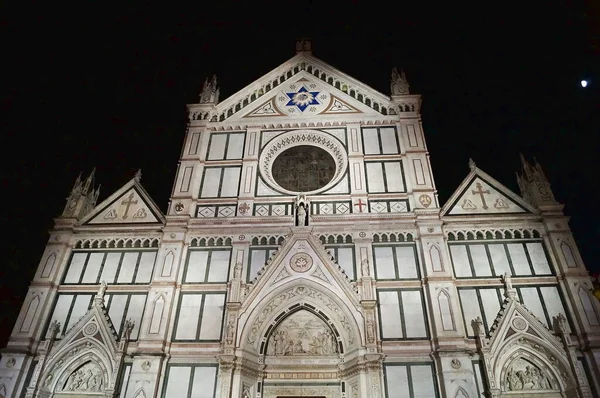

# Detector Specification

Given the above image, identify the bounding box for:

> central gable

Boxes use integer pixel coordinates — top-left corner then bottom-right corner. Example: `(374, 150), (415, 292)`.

(236, 72), (379, 121)
(205, 53), (397, 124)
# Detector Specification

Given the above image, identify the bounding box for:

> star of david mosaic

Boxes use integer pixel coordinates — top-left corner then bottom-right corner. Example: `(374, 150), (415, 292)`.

(285, 86), (320, 112)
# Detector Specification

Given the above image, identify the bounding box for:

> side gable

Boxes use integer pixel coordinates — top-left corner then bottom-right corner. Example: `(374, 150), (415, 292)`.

(81, 178), (165, 226)
(38, 292), (130, 395)
(442, 164), (536, 216)
(475, 292), (579, 394)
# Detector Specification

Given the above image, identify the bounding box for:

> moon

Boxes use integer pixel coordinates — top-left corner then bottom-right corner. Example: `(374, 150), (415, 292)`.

(581, 80), (588, 88)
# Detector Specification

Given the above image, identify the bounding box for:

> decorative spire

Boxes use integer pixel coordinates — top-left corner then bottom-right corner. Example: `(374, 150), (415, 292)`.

(390, 67), (410, 95)
(468, 158), (476, 171)
(516, 154), (557, 207)
(295, 39), (312, 54)
(62, 168), (99, 219)
(199, 75), (220, 104)
(134, 169), (142, 182)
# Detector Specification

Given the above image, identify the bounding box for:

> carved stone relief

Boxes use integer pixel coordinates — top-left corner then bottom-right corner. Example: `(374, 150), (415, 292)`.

(246, 285), (356, 346)
(266, 310), (338, 356)
(61, 362), (104, 393)
(504, 358), (554, 391)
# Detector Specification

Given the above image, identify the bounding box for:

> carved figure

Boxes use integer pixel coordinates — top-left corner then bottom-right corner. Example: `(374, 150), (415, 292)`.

(97, 281), (107, 298)
(242, 386), (251, 398)
(366, 316), (375, 344)
(472, 316), (485, 336)
(502, 272), (513, 291)
(390, 67), (410, 95)
(226, 317), (236, 344)
(63, 363), (103, 393)
(361, 258), (370, 277)
(234, 261), (242, 279)
(267, 311), (339, 356)
(296, 203), (307, 226)
(505, 360), (552, 391)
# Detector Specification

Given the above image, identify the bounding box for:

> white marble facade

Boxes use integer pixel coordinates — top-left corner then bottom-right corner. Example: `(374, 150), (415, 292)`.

(1, 41), (600, 398)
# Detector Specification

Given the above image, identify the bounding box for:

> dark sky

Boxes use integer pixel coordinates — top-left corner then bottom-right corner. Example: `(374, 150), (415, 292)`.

(1, 1), (598, 347)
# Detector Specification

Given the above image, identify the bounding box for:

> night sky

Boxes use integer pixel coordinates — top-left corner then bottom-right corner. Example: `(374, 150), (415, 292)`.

(1, 1), (599, 348)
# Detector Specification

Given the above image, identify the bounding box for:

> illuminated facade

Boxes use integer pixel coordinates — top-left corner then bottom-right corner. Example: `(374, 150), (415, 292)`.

(1, 41), (599, 398)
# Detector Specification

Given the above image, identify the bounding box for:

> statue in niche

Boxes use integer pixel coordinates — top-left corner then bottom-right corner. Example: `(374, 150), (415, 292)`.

(233, 261), (242, 279)
(505, 358), (552, 391)
(361, 258), (370, 277)
(266, 310), (338, 356)
(63, 362), (103, 392)
(242, 386), (251, 398)
(390, 67), (410, 95)
(366, 314), (375, 344)
(226, 316), (236, 345)
(295, 195), (309, 226)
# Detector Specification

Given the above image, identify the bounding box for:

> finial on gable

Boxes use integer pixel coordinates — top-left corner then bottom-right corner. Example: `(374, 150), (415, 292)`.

(468, 158), (476, 171)
(391, 67), (410, 95)
(199, 74), (220, 104)
(62, 168), (100, 219)
(296, 39), (312, 54)
(134, 169), (142, 182)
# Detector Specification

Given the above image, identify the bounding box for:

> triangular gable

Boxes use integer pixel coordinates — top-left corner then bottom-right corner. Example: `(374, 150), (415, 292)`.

(210, 52), (395, 123)
(233, 71), (380, 122)
(81, 178), (165, 225)
(38, 293), (129, 395)
(475, 293), (579, 394)
(243, 230), (360, 310)
(442, 166), (536, 216)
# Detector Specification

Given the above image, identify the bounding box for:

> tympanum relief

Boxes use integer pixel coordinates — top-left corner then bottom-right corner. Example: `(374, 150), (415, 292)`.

(504, 358), (554, 392)
(61, 362), (104, 393)
(266, 310), (338, 356)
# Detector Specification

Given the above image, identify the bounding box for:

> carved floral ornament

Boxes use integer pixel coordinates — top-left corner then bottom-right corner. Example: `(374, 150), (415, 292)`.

(259, 130), (348, 195)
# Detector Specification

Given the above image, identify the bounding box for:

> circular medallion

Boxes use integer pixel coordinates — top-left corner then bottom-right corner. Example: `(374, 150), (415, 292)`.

(272, 146), (336, 192)
(83, 323), (98, 336)
(451, 359), (461, 369)
(289, 253), (314, 273)
(259, 130), (348, 195)
(512, 317), (528, 331)
(359, 232), (366, 238)
(5, 358), (16, 368)
(419, 194), (432, 208)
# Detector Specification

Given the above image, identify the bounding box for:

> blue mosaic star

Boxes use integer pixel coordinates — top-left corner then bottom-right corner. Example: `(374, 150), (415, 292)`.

(285, 86), (320, 112)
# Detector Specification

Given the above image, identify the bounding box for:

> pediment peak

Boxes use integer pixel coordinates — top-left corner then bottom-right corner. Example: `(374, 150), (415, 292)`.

(242, 232), (360, 307)
(486, 297), (562, 350)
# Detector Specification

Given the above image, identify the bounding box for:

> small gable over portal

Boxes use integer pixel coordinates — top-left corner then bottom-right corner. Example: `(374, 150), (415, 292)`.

(35, 284), (134, 397)
(81, 174), (165, 225)
(443, 160), (535, 216)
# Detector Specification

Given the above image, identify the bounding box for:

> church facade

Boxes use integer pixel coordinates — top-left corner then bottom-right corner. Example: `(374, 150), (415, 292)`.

(1, 41), (599, 398)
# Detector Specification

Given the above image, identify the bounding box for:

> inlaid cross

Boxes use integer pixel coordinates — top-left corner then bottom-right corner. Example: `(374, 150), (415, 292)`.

(121, 192), (138, 219)
(354, 199), (367, 213)
(471, 182), (490, 210)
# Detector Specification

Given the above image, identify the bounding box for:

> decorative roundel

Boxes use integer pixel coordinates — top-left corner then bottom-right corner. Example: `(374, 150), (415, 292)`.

(512, 317), (528, 331)
(275, 82), (330, 115)
(259, 130), (348, 195)
(289, 253), (314, 273)
(83, 323), (98, 336)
